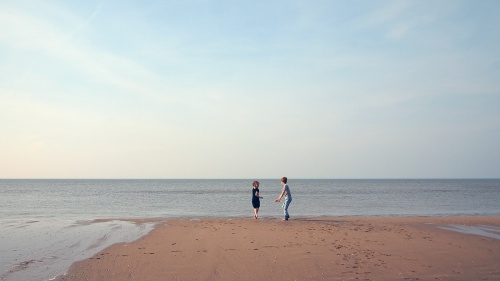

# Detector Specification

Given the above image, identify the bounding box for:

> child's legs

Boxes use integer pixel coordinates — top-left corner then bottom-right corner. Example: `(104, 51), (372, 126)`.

(283, 199), (291, 219)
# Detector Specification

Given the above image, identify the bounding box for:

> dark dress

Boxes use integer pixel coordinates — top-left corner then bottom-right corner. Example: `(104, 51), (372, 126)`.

(252, 188), (260, 208)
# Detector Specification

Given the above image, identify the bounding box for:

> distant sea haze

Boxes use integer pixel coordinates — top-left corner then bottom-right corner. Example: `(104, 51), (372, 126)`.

(2, 179), (500, 219)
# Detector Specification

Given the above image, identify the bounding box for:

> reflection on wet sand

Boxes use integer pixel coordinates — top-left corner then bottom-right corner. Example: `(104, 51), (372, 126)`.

(440, 224), (500, 240)
(0, 219), (157, 281)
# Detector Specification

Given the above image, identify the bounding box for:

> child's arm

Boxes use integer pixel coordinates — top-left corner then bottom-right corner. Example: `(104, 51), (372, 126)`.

(275, 189), (285, 202)
(256, 191), (263, 199)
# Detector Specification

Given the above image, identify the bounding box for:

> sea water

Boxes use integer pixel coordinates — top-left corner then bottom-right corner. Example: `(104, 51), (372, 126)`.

(3, 179), (500, 220)
(1, 179), (500, 280)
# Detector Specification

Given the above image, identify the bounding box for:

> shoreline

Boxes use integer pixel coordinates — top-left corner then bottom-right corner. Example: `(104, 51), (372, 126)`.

(0, 219), (157, 281)
(56, 216), (500, 281)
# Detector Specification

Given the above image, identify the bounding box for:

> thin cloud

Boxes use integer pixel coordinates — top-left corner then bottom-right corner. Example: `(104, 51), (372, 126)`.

(56, 1), (104, 45)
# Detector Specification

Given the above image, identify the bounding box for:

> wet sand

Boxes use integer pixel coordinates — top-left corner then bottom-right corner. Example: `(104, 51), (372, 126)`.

(57, 217), (500, 281)
(0, 219), (157, 281)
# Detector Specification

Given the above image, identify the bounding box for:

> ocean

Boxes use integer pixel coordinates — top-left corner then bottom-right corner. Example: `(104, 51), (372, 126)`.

(1, 178), (500, 280)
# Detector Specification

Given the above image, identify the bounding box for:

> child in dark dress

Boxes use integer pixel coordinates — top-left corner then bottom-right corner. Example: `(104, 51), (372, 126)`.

(252, 181), (263, 219)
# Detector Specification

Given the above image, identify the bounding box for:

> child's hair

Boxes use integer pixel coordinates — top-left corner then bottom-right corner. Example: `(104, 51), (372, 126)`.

(253, 181), (259, 187)
(281, 177), (287, 184)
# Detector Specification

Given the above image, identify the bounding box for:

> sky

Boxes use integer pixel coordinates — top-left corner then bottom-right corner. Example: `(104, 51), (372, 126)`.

(1, 0), (499, 179)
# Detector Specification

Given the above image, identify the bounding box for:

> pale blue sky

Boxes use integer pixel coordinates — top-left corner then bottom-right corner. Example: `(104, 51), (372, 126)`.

(1, 0), (499, 178)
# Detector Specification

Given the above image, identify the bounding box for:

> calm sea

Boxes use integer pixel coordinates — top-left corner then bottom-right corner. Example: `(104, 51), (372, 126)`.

(1, 179), (500, 281)
(2, 179), (500, 219)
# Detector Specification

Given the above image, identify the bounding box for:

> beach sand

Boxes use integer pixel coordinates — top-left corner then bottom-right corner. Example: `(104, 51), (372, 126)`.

(57, 217), (500, 281)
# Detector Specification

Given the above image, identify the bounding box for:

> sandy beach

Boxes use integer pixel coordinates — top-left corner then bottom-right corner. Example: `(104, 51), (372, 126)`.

(57, 217), (500, 281)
